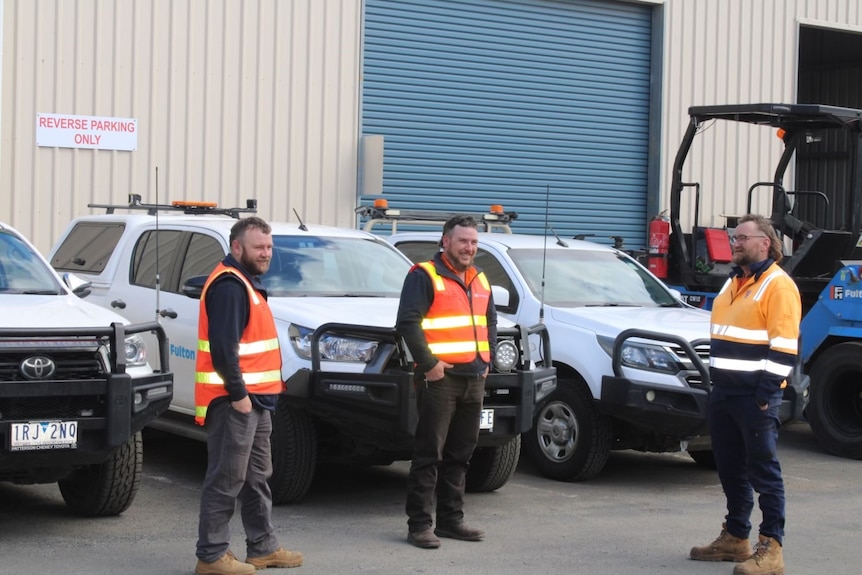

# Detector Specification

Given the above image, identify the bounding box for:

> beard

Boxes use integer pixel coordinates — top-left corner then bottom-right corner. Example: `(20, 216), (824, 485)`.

(732, 251), (757, 267)
(240, 251), (271, 276)
(444, 249), (473, 272)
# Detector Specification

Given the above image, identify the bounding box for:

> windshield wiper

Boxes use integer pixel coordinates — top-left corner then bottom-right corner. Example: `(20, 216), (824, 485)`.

(20, 289), (63, 295)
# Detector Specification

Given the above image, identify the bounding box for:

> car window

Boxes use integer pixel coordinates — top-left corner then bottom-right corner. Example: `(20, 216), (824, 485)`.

(0, 229), (63, 294)
(473, 249), (519, 312)
(179, 233), (225, 286)
(264, 236), (409, 297)
(393, 241), (437, 264)
(130, 230), (184, 291)
(509, 248), (676, 307)
(51, 222), (126, 273)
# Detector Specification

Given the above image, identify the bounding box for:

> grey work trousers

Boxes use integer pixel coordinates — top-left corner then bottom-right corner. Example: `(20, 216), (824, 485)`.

(406, 372), (485, 532)
(196, 399), (279, 562)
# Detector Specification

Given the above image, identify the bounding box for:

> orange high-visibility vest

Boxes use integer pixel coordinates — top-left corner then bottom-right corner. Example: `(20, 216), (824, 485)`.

(415, 261), (491, 364)
(194, 263), (283, 425)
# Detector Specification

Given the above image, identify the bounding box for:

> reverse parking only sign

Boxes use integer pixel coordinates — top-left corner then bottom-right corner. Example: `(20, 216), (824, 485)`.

(36, 113), (137, 151)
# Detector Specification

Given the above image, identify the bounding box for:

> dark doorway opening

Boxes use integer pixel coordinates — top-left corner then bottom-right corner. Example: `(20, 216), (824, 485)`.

(793, 26), (862, 232)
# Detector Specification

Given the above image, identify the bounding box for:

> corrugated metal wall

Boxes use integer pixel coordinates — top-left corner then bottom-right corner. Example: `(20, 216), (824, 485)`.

(362, 0), (655, 244)
(5, 0), (862, 253)
(661, 0), (862, 230)
(0, 0), (362, 254)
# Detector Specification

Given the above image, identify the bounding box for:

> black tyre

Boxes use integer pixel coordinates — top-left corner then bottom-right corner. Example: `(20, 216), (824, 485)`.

(523, 379), (612, 481)
(58, 431), (142, 517)
(807, 343), (862, 459)
(466, 435), (521, 492)
(270, 403), (318, 504)
(688, 450), (717, 469)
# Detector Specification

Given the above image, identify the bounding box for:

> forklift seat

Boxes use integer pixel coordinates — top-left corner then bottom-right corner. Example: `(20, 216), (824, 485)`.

(782, 229), (856, 279)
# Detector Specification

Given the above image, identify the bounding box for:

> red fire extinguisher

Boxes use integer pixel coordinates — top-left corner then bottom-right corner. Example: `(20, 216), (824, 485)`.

(647, 213), (670, 278)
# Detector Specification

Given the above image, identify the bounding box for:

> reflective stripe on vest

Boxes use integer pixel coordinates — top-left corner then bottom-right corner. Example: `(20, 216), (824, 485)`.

(198, 337), (280, 356)
(415, 261), (491, 364)
(194, 264), (283, 425)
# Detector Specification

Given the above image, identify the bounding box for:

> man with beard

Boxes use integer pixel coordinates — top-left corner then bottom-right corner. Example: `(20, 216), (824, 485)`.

(690, 214), (800, 575)
(396, 215), (496, 549)
(194, 217), (303, 575)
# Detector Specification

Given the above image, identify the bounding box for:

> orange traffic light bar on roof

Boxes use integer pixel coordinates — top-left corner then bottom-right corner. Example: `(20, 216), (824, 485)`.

(356, 200), (517, 233)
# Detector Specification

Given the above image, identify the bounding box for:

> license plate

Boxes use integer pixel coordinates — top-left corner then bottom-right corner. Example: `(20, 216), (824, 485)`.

(9, 420), (78, 451)
(479, 409), (494, 431)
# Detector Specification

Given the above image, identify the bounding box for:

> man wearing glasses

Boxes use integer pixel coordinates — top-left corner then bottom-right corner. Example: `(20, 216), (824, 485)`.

(689, 214), (801, 575)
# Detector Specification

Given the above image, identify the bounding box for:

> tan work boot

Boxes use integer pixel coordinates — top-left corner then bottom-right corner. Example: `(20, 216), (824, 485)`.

(689, 523), (751, 562)
(196, 550), (255, 575)
(246, 547), (303, 569)
(733, 535), (784, 575)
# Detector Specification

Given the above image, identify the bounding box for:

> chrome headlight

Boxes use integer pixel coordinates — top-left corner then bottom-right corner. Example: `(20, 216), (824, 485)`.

(288, 324), (378, 363)
(493, 339), (518, 372)
(124, 334), (149, 367)
(598, 335), (679, 374)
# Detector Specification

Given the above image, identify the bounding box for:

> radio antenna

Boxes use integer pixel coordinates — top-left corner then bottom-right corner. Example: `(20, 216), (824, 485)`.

(154, 166), (161, 323)
(539, 184), (550, 324)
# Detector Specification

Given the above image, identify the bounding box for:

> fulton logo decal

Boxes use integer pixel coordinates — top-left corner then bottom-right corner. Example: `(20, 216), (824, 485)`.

(20, 356), (57, 380)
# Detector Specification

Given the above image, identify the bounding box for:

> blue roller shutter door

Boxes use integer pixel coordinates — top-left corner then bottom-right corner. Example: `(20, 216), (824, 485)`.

(362, 0), (653, 245)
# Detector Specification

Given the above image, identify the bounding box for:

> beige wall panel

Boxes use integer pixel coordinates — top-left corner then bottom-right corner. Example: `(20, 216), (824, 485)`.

(1, 0), (361, 253)
(661, 0), (862, 230)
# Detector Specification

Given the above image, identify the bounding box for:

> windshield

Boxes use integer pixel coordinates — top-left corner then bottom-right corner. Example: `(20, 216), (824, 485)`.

(262, 235), (411, 297)
(508, 248), (677, 307)
(0, 229), (64, 294)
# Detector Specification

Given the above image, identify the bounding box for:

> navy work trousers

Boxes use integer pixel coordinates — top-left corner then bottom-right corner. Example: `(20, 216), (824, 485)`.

(406, 372), (485, 532)
(196, 399), (279, 562)
(709, 393), (785, 545)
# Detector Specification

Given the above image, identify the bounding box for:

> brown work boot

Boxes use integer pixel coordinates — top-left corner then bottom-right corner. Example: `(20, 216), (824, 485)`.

(245, 547), (303, 570)
(407, 528), (441, 549)
(434, 522), (485, 541)
(689, 523), (751, 562)
(733, 535), (784, 575)
(196, 550), (256, 575)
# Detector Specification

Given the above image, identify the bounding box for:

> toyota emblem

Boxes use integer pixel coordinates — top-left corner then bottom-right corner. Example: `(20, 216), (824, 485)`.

(20, 355), (57, 380)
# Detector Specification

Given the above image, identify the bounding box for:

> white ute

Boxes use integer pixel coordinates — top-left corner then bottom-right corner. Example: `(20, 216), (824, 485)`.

(0, 221), (172, 516)
(49, 197), (556, 502)
(364, 203), (718, 480)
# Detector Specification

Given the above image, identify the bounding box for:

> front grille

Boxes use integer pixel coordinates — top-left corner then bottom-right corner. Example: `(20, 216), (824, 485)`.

(0, 350), (105, 382)
(670, 341), (711, 388)
(0, 395), (106, 420)
(669, 341), (710, 363)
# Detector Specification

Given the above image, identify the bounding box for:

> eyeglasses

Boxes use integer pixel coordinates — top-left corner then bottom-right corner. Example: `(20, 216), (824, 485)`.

(729, 234), (767, 244)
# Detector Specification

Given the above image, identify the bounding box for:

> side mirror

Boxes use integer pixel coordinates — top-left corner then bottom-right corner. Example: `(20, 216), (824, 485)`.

(182, 275), (208, 299)
(491, 284), (510, 308)
(63, 272), (92, 299)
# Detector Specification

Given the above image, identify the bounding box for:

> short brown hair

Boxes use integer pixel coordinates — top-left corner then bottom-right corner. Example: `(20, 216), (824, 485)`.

(440, 215), (478, 245)
(738, 213), (783, 263)
(230, 216), (271, 245)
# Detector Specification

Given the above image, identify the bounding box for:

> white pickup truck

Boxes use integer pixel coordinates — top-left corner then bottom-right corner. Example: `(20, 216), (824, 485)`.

(379, 207), (809, 481)
(49, 196), (556, 503)
(386, 227), (717, 480)
(0, 221), (172, 516)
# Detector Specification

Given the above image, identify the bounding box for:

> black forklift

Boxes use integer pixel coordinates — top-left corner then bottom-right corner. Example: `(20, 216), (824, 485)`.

(666, 103), (862, 314)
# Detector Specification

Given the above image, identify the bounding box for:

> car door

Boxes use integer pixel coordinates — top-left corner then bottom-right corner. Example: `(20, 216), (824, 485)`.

(105, 227), (226, 414)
